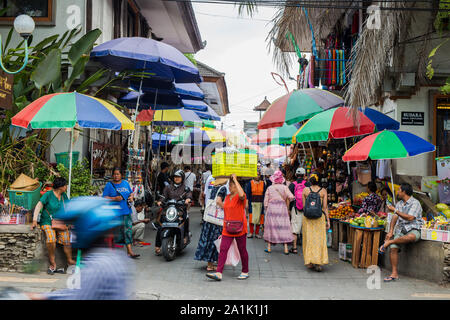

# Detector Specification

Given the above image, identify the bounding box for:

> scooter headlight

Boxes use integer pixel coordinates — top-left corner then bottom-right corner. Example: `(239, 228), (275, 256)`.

(165, 207), (178, 222)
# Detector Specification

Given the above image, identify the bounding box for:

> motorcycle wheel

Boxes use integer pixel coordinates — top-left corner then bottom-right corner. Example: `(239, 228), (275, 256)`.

(162, 237), (176, 261)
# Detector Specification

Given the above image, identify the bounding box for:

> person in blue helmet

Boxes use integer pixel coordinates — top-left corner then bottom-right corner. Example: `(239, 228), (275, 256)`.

(26, 197), (136, 300)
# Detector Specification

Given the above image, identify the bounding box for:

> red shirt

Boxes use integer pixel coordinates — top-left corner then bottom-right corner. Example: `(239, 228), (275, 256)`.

(222, 193), (247, 237)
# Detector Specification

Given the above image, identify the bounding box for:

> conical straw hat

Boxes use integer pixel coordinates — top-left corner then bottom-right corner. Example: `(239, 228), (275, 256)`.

(10, 174), (40, 190)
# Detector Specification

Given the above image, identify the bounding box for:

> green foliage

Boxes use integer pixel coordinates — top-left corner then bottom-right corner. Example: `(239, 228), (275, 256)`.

(56, 159), (95, 198)
(0, 133), (51, 193)
(426, 39), (450, 94)
(434, 0), (450, 34)
(184, 53), (197, 66)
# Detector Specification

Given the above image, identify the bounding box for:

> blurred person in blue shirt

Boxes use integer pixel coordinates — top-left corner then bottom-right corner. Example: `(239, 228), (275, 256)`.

(27, 197), (136, 300)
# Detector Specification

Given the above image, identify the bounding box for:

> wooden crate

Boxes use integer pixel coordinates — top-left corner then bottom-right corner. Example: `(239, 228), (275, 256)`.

(351, 226), (383, 269)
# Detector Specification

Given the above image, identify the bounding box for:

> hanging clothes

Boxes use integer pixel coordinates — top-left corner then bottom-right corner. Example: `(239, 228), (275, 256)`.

(331, 50), (336, 84)
(327, 50), (332, 85)
(376, 160), (391, 180)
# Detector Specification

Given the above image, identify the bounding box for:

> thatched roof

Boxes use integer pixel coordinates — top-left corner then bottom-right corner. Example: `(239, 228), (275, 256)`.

(269, 1), (439, 119)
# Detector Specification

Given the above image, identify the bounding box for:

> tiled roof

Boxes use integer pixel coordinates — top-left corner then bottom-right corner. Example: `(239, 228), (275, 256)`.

(196, 61), (225, 78)
(253, 97), (271, 111)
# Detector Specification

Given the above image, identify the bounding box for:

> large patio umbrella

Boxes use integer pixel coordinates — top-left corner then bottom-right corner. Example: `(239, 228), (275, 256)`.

(342, 130), (435, 203)
(90, 37), (201, 83)
(258, 88), (344, 129)
(251, 123), (300, 145)
(194, 104), (221, 121)
(11, 92), (134, 198)
(135, 108), (203, 126)
(170, 127), (225, 145)
(293, 107), (400, 143)
(258, 145), (290, 159)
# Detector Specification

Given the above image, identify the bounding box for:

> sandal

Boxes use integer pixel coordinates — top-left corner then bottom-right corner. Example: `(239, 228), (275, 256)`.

(306, 264), (314, 270)
(264, 248), (271, 253)
(284, 251), (289, 255)
(54, 268), (66, 274)
(237, 273), (249, 280)
(128, 254), (140, 259)
(47, 267), (55, 275)
(206, 266), (217, 272)
(155, 250), (162, 256)
(206, 272), (222, 281)
(384, 276), (399, 282)
(314, 265), (323, 272)
(289, 247), (298, 254)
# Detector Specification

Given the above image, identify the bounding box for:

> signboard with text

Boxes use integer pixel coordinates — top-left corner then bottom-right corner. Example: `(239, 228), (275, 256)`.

(401, 112), (424, 126)
(0, 71), (13, 110)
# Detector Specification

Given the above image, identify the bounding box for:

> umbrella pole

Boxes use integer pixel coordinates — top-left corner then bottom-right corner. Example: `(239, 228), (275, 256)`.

(390, 160), (396, 205)
(131, 61), (147, 149)
(68, 128), (74, 199)
(344, 138), (351, 175)
(309, 142), (316, 168)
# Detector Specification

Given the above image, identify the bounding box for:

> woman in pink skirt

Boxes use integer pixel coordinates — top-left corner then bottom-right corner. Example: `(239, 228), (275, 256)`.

(263, 170), (295, 254)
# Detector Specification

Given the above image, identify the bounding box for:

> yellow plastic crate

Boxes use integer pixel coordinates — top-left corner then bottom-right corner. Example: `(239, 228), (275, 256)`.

(212, 152), (257, 177)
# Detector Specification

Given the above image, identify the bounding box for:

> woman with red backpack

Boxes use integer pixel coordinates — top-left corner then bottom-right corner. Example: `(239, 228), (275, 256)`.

(288, 167), (309, 254)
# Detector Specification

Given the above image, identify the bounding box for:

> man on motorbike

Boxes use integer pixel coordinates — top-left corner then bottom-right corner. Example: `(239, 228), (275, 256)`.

(155, 169), (192, 256)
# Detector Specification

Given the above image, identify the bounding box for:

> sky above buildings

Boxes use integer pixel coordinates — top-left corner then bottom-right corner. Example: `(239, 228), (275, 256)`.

(192, 3), (297, 131)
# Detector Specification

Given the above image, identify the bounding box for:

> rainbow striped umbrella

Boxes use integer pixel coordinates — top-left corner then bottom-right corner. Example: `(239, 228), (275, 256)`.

(135, 108), (203, 126)
(258, 89), (344, 129)
(11, 92), (134, 130)
(11, 92), (134, 198)
(293, 107), (399, 143)
(343, 130), (435, 203)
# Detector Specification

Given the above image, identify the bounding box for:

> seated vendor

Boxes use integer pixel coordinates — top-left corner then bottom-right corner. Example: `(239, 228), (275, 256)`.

(380, 183), (423, 282)
(358, 181), (381, 216)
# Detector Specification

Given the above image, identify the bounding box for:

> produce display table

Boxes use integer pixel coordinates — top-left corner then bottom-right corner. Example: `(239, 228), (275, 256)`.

(350, 225), (384, 269)
(330, 218), (341, 250)
(338, 221), (355, 245)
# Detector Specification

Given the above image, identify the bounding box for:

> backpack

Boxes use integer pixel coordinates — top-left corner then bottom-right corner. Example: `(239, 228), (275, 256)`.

(303, 187), (323, 219)
(293, 180), (307, 210)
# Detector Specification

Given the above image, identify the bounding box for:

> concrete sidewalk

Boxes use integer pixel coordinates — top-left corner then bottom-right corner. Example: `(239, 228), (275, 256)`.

(0, 207), (449, 299)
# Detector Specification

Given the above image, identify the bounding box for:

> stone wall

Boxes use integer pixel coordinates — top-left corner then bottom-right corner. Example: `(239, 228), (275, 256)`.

(0, 225), (43, 273)
(380, 240), (448, 284)
(444, 243), (450, 282)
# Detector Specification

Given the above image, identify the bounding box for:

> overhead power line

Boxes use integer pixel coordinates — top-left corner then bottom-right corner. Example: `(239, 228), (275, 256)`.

(168, 0), (449, 12)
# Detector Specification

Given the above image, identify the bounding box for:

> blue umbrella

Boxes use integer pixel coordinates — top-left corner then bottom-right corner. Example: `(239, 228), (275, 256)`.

(118, 90), (182, 110)
(361, 107), (400, 131)
(195, 104), (221, 121)
(175, 83), (204, 100)
(151, 133), (173, 150)
(90, 37), (201, 83)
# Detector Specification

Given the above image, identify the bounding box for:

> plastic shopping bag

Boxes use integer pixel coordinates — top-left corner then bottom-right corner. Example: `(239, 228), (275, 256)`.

(214, 236), (241, 267)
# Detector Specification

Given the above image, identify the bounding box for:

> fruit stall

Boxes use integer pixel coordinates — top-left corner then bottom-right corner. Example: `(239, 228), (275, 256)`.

(328, 199), (389, 268)
(421, 204), (450, 243)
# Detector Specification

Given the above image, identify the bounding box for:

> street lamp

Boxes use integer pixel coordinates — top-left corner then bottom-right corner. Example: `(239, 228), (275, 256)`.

(0, 14), (35, 74)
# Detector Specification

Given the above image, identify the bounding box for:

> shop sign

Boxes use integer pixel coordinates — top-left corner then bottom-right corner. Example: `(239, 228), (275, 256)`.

(401, 112), (424, 126)
(0, 71), (13, 110)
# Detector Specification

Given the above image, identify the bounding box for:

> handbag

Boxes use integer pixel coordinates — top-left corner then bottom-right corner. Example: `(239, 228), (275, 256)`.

(225, 220), (244, 234)
(203, 186), (225, 226)
(110, 181), (132, 208)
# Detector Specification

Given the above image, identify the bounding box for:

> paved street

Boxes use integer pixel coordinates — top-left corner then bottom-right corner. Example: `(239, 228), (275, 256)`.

(0, 207), (449, 300)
